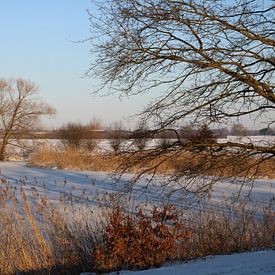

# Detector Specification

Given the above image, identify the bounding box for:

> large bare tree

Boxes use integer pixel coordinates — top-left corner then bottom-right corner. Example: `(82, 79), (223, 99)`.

(0, 78), (55, 160)
(88, 0), (275, 193)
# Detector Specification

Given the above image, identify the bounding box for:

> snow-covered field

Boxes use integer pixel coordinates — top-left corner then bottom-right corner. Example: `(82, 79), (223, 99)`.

(0, 161), (274, 274)
(0, 161), (274, 212)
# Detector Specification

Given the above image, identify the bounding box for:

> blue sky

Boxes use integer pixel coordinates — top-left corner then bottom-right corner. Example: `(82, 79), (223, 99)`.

(0, 1), (272, 130)
(0, 0), (147, 129)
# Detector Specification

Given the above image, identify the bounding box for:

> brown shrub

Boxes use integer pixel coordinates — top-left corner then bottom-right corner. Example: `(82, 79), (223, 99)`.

(94, 203), (191, 271)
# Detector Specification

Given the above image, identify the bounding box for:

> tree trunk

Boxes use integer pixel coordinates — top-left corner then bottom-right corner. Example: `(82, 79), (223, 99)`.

(0, 149), (5, 161)
(0, 136), (8, 161)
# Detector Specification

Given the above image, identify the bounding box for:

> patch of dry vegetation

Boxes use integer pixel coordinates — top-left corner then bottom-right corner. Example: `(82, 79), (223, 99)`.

(94, 203), (191, 271)
(29, 146), (275, 179)
(94, 199), (275, 272)
(0, 178), (274, 274)
(28, 146), (121, 172)
(0, 183), (96, 274)
(153, 151), (275, 179)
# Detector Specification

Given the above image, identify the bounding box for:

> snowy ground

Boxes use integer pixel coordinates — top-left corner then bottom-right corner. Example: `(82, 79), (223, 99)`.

(104, 250), (275, 275)
(0, 161), (274, 213)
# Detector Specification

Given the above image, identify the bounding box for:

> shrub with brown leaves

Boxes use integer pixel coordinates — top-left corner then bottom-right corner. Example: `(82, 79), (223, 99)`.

(94, 204), (191, 272)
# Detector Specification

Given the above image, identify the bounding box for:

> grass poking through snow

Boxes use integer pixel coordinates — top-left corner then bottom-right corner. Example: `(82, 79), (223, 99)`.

(0, 179), (274, 274)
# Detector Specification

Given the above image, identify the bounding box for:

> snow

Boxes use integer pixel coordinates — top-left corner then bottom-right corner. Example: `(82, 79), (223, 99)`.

(0, 161), (274, 212)
(0, 161), (122, 209)
(218, 136), (275, 147)
(114, 250), (275, 275)
(80, 251), (275, 275)
(43, 135), (275, 151)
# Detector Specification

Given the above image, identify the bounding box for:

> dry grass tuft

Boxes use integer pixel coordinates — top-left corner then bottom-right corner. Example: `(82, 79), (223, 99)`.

(0, 183), (95, 274)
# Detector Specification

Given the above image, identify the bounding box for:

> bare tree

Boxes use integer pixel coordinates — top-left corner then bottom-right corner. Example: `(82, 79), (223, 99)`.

(0, 78), (55, 160)
(182, 124), (217, 144)
(59, 120), (102, 152)
(132, 120), (149, 150)
(88, 0), (275, 193)
(59, 122), (86, 149)
(86, 117), (102, 131)
(230, 123), (247, 136)
(108, 121), (125, 154)
(83, 118), (102, 151)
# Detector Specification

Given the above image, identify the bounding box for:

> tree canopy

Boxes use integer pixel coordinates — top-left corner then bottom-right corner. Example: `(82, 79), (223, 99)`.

(88, 0), (275, 193)
(0, 78), (55, 160)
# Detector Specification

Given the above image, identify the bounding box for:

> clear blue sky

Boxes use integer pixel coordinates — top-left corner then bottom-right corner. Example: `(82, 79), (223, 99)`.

(0, 0), (147, 129)
(0, 1), (272, 130)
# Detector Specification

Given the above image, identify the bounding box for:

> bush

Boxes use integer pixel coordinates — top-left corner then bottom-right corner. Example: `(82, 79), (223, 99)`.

(59, 122), (86, 149)
(58, 122), (98, 151)
(132, 121), (149, 150)
(108, 121), (125, 154)
(93, 199), (275, 272)
(82, 139), (97, 152)
(94, 203), (191, 271)
(181, 124), (216, 144)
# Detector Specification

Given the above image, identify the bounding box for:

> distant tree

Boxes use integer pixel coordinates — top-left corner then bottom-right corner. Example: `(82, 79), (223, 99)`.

(180, 124), (216, 144)
(59, 122), (99, 152)
(109, 121), (125, 154)
(0, 78), (55, 160)
(219, 128), (229, 139)
(86, 117), (102, 131)
(230, 123), (247, 136)
(156, 134), (173, 150)
(82, 129), (98, 152)
(191, 125), (217, 144)
(180, 126), (196, 140)
(59, 122), (86, 149)
(259, 127), (275, 136)
(82, 118), (102, 151)
(132, 121), (149, 150)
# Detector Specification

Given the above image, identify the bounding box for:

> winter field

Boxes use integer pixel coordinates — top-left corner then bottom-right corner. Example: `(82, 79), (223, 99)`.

(0, 160), (275, 274)
(1, 161), (275, 212)
(0, 135), (274, 274)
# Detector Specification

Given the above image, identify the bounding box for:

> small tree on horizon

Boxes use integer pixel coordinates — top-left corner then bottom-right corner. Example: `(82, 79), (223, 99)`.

(230, 123), (247, 137)
(132, 121), (149, 150)
(108, 121), (125, 154)
(59, 122), (86, 150)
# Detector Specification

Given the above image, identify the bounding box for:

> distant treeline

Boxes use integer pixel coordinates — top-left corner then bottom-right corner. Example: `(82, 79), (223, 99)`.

(1, 125), (274, 139)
